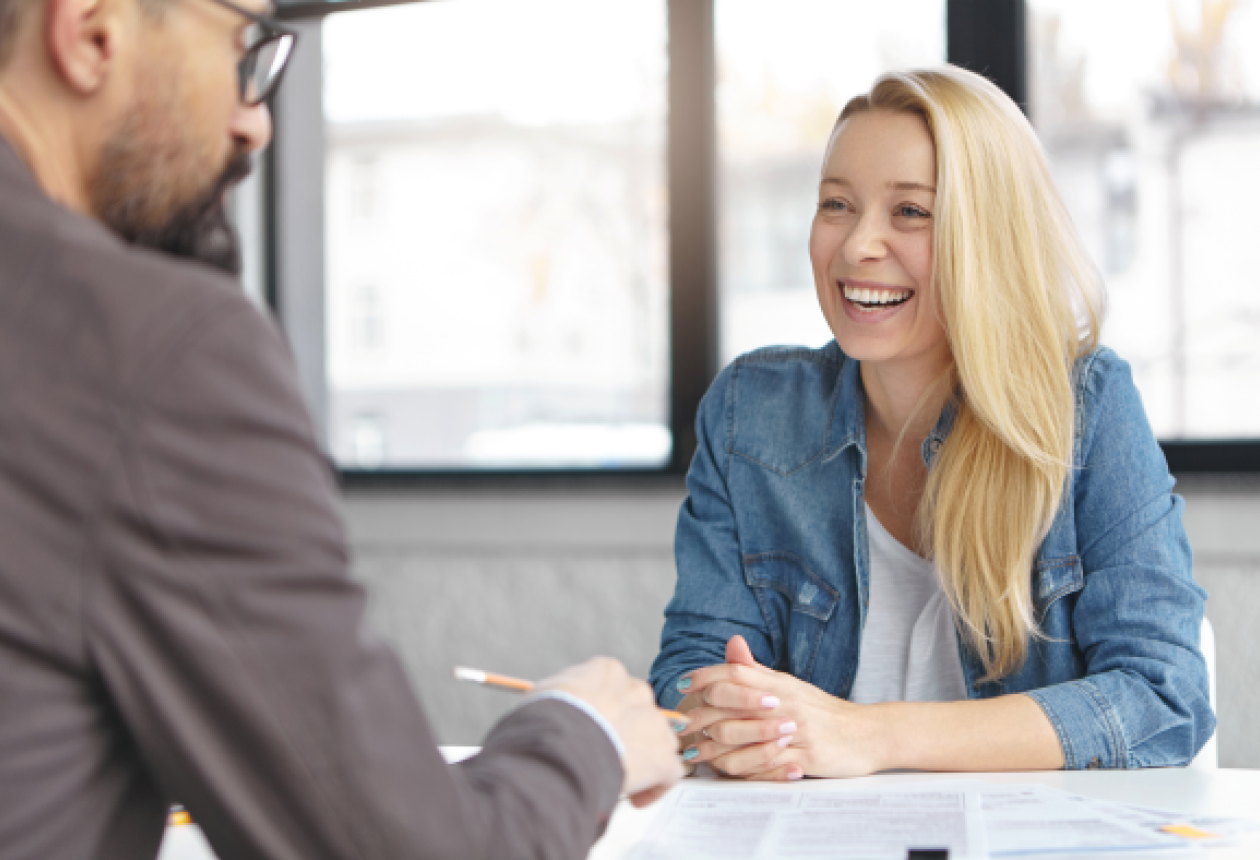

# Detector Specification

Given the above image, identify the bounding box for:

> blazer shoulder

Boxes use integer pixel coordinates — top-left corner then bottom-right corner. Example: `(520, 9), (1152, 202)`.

(7, 195), (260, 400)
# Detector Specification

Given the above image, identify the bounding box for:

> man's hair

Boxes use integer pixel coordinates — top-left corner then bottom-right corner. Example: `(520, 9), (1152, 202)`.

(0, 0), (168, 71)
(0, 0), (37, 70)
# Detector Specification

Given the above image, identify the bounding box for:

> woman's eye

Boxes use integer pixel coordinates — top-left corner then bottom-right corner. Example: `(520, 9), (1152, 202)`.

(819, 198), (850, 213)
(896, 204), (931, 219)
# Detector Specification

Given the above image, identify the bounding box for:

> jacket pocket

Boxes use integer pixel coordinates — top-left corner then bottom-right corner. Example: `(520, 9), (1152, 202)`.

(1034, 555), (1084, 618)
(743, 552), (838, 678)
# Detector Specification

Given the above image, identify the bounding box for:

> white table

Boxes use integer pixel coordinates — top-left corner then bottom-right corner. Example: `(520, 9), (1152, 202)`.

(591, 767), (1260, 860)
(159, 749), (1260, 859)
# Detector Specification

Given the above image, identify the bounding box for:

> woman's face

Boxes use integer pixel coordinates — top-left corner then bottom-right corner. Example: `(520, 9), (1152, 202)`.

(809, 109), (949, 370)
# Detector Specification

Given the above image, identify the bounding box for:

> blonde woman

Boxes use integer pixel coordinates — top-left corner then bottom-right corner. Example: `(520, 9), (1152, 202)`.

(649, 66), (1214, 779)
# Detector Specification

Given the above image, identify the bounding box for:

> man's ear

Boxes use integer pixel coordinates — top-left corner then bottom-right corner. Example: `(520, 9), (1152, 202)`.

(46, 0), (124, 95)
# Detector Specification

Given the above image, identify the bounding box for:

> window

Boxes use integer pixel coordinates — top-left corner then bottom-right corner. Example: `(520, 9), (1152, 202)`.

(1030, 0), (1260, 440)
(266, 0), (1260, 476)
(716, 0), (947, 363)
(319, 0), (670, 469)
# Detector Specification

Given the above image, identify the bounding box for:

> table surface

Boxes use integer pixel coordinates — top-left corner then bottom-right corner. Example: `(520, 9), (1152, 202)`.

(159, 748), (1260, 860)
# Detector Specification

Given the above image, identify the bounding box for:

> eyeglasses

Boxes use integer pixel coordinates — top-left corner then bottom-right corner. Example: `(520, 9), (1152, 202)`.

(206, 0), (298, 106)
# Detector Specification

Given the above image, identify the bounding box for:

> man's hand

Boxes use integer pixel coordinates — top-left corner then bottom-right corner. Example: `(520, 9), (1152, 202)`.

(539, 657), (684, 808)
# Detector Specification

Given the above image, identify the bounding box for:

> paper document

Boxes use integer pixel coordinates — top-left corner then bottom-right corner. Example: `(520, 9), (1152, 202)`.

(759, 791), (986, 859)
(971, 784), (1183, 855)
(627, 786), (986, 860)
(625, 777), (1260, 859)
(1064, 794), (1260, 845)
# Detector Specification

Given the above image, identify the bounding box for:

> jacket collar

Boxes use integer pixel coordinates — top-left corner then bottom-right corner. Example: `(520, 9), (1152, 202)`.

(826, 343), (959, 470)
(0, 132), (44, 196)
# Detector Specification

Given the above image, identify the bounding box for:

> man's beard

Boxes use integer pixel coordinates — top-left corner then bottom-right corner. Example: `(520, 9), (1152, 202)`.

(92, 108), (253, 277)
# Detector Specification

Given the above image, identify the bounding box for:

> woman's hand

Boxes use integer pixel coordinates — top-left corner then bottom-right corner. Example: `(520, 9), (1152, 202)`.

(677, 636), (889, 781)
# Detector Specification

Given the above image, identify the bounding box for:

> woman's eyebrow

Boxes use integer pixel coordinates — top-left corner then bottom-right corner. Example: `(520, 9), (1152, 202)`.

(820, 177), (936, 193)
(888, 181), (936, 193)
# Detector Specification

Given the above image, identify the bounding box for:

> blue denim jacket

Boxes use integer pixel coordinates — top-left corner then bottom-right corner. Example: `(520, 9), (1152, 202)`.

(650, 342), (1215, 769)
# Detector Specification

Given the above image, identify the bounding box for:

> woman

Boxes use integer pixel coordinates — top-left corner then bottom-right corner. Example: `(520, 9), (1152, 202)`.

(649, 66), (1213, 780)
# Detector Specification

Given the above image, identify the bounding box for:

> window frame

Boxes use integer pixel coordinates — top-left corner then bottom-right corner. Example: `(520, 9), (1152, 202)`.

(267, 0), (1257, 482)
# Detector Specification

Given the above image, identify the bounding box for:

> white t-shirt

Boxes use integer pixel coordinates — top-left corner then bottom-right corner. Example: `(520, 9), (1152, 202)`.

(848, 503), (968, 704)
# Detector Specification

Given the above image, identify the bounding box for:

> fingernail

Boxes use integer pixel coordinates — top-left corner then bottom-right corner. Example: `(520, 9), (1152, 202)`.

(671, 720), (689, 734)
(779, 721), (797, 735)
(778, 735), (793, 748)
(682, 746), (700, 761)
(676, 677), (693, 692)
(787, 768), (804, 780)
(762, 696), (780, 709)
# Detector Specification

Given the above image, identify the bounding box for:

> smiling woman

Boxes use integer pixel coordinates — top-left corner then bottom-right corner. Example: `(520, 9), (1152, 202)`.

(650, 65), (1214, 781)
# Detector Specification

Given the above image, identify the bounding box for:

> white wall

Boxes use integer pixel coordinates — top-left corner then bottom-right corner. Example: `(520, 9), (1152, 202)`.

(343, 476), (1260, 767)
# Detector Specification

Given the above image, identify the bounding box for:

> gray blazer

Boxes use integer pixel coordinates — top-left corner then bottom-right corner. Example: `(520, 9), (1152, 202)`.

(0, 137), (621, 860)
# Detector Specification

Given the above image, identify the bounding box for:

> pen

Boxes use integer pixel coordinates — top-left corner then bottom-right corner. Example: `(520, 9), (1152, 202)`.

(454, 666), (689, 724)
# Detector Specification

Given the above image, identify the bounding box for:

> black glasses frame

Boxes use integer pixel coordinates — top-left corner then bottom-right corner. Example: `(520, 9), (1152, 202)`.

(206, 0), (300, 106)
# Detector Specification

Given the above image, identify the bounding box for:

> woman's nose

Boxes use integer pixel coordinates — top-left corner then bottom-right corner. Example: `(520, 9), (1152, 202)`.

(843, 212), (888, 266)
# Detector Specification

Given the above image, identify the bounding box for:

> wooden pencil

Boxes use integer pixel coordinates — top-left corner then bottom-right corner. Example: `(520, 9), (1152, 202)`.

(454, 666), (687, 722)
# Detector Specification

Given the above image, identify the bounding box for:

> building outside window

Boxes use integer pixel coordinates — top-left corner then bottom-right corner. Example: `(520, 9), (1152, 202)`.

(322, 0), (670, 469)
(1030, 0), (1260, 440)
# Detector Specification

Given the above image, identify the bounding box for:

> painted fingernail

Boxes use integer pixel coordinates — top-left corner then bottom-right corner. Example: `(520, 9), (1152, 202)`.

(779, 721), (797, 735)
(778, 735), (793, 748)
(682, 746), (700, 761)
(762, 696), (780, 709)
(787, 768), (804, 780)
(671, 720), (689, 734)
(676, 677), (693, 692)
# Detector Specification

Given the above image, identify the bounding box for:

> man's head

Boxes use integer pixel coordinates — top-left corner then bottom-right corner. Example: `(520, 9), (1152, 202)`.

(0, 0), (288, 274)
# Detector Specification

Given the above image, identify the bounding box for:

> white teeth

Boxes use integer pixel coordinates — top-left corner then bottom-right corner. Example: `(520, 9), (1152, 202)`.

(842, 284), (912, 306)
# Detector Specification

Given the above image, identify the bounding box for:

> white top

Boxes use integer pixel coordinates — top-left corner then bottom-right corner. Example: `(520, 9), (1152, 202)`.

(848, 503), (968, 704)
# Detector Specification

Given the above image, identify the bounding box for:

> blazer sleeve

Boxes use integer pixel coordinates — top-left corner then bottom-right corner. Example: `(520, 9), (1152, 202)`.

(1024, 349), (1215, 769)
(85, 297), (622, 859)
(649, 364), (779, 709)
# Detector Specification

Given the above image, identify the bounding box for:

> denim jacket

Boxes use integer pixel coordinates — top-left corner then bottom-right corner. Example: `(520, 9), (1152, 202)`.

(650, 342), (1215, 769)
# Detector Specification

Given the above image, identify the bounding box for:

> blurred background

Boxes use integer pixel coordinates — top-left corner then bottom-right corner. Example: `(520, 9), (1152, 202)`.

(231, 0), (1260, 766)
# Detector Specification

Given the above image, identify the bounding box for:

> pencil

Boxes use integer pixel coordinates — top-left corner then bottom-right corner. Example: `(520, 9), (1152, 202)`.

(454, 666), (688, 722)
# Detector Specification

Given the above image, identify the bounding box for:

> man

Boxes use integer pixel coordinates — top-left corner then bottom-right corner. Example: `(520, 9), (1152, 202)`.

(0, 0), (683, 856)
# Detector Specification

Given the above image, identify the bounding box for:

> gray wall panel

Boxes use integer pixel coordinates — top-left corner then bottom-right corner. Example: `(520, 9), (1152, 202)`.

(342, 480), (1260, 766)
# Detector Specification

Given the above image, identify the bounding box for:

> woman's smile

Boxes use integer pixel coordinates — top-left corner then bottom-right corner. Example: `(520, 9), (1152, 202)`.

(839, 278), (917, 324)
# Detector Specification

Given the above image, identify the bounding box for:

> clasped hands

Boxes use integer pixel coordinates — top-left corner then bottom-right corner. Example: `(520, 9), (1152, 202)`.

(674, 635), (886, 781)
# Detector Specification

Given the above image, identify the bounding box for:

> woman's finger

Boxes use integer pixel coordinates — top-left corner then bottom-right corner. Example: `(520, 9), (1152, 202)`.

(710, 735), (795, 776)
(702, 680), (781, 711)
(679, 662), (781, 697)
(683, 737), (739, 764)
(684, 706), (776, 735)
(728, 747), (806, 782)
(704, 716), (797, 747)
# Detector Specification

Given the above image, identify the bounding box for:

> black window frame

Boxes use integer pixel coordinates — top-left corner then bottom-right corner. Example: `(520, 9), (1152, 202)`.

(266, 0), (1258, 484)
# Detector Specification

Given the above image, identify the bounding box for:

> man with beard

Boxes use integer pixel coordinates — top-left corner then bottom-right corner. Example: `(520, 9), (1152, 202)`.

(0, 0), (683, 857)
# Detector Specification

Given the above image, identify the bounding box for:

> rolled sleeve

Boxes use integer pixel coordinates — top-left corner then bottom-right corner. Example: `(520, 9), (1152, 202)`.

(1026, 680), (1127, 769)
(1053, 349), (1215, 768)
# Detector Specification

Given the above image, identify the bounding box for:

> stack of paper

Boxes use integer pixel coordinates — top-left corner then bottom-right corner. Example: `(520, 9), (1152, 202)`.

(625, 779), (1259, 859)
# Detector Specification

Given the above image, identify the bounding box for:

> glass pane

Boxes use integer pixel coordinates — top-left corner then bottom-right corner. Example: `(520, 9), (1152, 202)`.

(1030, 0), (1260, 440)
(323, 0), (669, 468)
(716, 0), (946, 365)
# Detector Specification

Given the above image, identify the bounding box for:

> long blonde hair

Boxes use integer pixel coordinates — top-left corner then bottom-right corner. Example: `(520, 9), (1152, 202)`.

(835, 66), (1105, 681)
